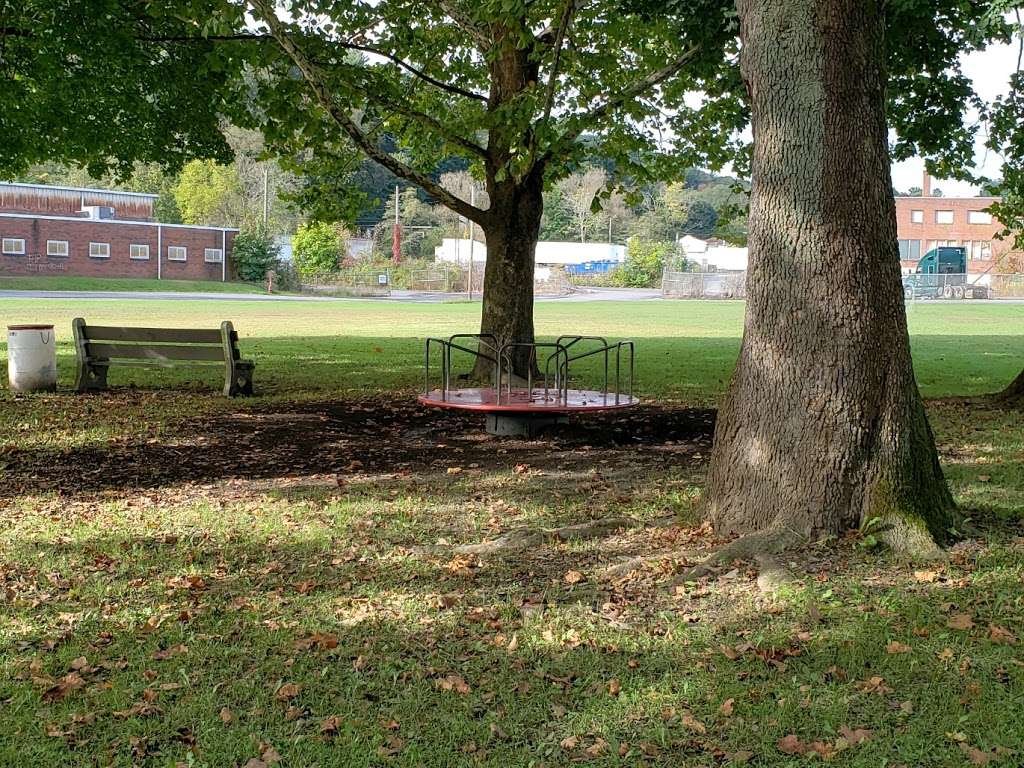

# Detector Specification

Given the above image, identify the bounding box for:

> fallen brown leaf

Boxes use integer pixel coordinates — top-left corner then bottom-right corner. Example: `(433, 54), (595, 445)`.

(947, 613), (975, 631)
(959, 743), (995, 766)
(42, 672), (85, 702)
(563, 569), (585, 585)
(988, 625), (1018, 645)
(777, 734), (806, 755)
(435, 674), (470, 695)
(838, 726), (873, 745)
(275, 682), (301, 701)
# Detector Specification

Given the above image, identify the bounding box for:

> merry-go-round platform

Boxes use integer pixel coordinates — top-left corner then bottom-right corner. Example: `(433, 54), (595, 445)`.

(418, 334), (638, 436)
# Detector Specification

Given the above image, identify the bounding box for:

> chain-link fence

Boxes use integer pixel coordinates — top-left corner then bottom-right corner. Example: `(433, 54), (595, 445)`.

(662, 270), (1024, 300)
(301, 270), (392, 297)
(407, 263), (485, 293)
(661, 270), (747, 299)
(535, 266), (573, 296)
(989, 273), (1024, 298)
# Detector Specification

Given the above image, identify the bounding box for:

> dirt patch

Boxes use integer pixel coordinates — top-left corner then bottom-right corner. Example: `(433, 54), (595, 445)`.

(1, 398), (715, 499)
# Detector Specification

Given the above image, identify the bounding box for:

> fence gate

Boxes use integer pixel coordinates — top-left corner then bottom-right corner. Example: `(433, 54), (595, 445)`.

(301, 269), (392, 297)
(661, 270), (747, 299)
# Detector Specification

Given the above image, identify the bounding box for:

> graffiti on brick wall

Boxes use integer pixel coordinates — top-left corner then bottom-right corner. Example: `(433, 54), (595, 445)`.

(11, 253), (70, 273)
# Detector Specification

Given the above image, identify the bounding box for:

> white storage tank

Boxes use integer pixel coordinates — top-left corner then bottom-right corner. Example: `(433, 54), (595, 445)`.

(7, 324), (57, 393)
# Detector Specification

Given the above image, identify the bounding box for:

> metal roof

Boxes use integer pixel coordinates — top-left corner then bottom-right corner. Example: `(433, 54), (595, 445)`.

(0, 181), (158, 200)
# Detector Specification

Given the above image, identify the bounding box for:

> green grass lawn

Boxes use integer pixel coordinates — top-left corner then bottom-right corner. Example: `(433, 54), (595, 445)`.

(0, 275), (268, 294)
(1, 298), (1022, 767)
(0, 298), (1021, 402)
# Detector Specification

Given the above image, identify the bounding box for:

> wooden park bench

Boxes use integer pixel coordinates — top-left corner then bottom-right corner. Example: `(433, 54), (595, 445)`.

(72, 317), (254, 397)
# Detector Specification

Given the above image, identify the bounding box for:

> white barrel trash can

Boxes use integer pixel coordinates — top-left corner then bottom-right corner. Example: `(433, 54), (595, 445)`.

(7, 324), (58, 393)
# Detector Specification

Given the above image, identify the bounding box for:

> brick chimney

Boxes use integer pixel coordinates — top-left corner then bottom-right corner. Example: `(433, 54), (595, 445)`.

(922, 169), (931, 197)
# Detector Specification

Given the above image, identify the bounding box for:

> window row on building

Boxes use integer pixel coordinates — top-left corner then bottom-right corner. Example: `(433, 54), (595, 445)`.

(0, 237), (223, 263)
(907, 209), (992, 225)
(898, 238), (992, 262)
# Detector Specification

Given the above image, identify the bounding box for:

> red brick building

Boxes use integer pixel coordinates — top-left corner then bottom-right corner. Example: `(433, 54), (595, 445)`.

(895, 173), (1020, 274)
(0, 183), (237, 281)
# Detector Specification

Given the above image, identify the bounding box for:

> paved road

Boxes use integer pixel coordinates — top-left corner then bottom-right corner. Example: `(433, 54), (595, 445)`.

(0, 287), (664, 303)
(5, 288), (1020, 304)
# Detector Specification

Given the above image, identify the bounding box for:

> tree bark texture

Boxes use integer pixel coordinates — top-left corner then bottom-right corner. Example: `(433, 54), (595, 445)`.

(999, 367), (1024, 405)
(706, 0), (955, 555)
(472, 29), (547, 378)
(477, 171), (545, 378)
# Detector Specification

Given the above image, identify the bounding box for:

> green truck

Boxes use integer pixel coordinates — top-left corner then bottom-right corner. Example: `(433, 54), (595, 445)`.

(901, 246), (989, 299)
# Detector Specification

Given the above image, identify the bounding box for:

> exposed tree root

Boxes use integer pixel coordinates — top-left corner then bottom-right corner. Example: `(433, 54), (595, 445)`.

(754, 553), (797, 594)
(877, 516), (948, 562)
(601, 553), (671, 580)
(995, 368), (1024, 406)
(453, 516), (636, 556)
(673, 527), (805, 584)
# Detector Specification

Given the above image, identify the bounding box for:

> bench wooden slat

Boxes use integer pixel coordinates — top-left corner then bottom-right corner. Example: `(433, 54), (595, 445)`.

(73, 317), (254, 397)
(81, 326), (224, 344)
(86, 342), (227, 362)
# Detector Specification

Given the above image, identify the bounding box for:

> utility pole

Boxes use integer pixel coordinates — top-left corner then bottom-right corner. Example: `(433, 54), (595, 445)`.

(467, 185), (476, 300)
(392, 185), (402, 264)
(262, 167), (269, 226)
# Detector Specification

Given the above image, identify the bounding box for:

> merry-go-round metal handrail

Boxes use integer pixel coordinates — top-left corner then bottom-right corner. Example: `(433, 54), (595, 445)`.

(423, 334), (635, 406)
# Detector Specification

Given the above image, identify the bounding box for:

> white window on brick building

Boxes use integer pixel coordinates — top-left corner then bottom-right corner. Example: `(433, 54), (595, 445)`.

(935, 210), (954, 224)
(130, 244), (150, 260)
(204, 248), (224, 264)
(167, 246), (187, 262)
(898, 239), (922, 261)
(2, 238), (25, 255)
(968, 210), (992, 225)
(89, 242), (110, 258)
(46, 240), (69, 257)
(910, 210), (924, 223)
(968, 240), (992, 261)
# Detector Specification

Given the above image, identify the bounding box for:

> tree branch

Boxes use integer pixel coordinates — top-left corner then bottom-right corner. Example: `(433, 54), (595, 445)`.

(540, 0), (577, 125)
(247, 0), (490, 226)
(338, 40), (486, 102)
(431, 0), (491, 51)
(134, 29), (487, 103)
(312, 63), (490, 161)
(553, 44), (702, 148)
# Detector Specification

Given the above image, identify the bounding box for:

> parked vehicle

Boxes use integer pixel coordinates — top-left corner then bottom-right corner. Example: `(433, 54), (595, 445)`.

(901, 246), (988, 299)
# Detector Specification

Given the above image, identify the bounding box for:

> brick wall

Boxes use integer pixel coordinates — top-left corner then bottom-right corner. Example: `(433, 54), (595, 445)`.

(0, 215), (236, 281)
(894, 196), (1021, 273)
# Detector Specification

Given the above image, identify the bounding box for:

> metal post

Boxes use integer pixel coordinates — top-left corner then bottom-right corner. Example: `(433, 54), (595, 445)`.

(468, 186), (475, 300)
(392, 186), (402, 264)
(262, 167), (269, 225)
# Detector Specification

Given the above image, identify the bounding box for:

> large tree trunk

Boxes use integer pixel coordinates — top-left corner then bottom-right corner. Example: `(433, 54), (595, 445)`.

(471, 29), (546, 381)
(705, 0), (956, 557)
(475, 170), (545, 379)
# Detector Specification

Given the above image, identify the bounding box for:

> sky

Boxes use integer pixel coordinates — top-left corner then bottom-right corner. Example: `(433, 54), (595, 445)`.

(890, 36), (1021, 197)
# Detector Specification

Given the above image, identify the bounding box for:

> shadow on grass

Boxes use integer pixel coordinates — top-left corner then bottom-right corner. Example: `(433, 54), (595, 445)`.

(0, 397), (716, 501)
(3, 525), (1023, 767)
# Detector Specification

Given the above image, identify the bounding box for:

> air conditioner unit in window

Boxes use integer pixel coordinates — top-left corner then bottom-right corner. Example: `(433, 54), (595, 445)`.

(80, 206), (116, 220)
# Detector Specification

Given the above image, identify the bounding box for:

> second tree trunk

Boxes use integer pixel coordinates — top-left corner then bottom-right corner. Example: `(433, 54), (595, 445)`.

(475, 172), (545, 379)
